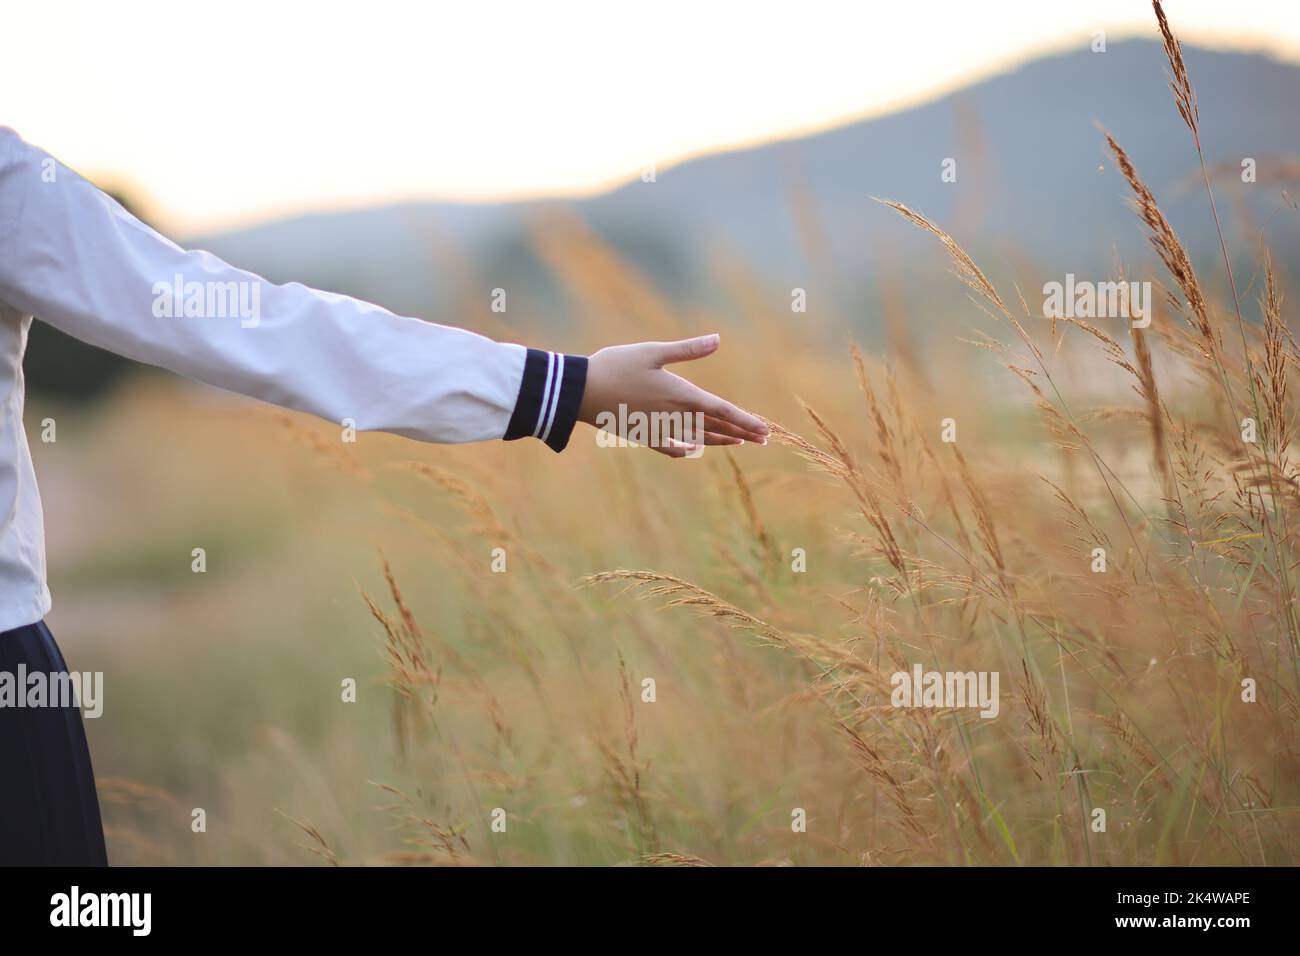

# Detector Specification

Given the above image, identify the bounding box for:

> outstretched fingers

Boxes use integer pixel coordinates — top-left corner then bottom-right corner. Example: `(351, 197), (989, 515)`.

(701, 414), (766, 444)
(685, 386), (768, 441)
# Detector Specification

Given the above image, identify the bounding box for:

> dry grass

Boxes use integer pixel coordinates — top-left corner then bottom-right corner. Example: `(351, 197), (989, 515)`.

(80, 1), (1300, 866)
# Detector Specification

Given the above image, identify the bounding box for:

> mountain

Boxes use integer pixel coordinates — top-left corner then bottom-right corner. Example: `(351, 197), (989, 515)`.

(190, 40), (1300, 320)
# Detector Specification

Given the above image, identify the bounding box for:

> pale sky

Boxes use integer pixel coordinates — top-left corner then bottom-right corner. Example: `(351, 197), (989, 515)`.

(4, 0), (1297, 235)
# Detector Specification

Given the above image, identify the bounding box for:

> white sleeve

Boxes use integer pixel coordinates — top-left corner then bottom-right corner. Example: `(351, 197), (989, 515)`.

(0, 128), (587, 451)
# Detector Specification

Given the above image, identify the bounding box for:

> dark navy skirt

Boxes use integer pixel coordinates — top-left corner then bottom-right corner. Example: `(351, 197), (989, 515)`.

(0, 620), (108, 866)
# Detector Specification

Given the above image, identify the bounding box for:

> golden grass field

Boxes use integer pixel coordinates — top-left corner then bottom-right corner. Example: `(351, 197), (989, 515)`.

(33, 3), (1300, 865)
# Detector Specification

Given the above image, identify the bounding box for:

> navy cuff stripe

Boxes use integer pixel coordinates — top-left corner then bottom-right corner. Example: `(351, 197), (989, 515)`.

(544, 353), (586, 452)
(504, 348), (551, 441)
(504, 349), (588, 453)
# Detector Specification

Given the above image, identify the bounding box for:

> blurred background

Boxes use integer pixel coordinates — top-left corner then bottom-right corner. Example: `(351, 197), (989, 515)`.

(4, 1), (1299, 864)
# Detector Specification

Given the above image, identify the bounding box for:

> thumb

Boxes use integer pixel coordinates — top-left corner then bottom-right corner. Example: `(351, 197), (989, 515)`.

(656, 333), (720, 366)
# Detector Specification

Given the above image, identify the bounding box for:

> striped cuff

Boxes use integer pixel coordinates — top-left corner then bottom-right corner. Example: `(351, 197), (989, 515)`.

(504, 349), (589, 453)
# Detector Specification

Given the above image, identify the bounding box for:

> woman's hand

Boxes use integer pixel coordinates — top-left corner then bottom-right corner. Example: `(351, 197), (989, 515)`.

(577, 334), (768, 458)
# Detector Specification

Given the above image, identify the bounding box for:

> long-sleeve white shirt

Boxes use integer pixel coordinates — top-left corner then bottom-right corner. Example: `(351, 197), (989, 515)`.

(0, 128), (586, 632)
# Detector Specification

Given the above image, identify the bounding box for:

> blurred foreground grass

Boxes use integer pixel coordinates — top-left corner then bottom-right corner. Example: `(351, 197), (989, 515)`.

(30, 256), (1300, 866)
